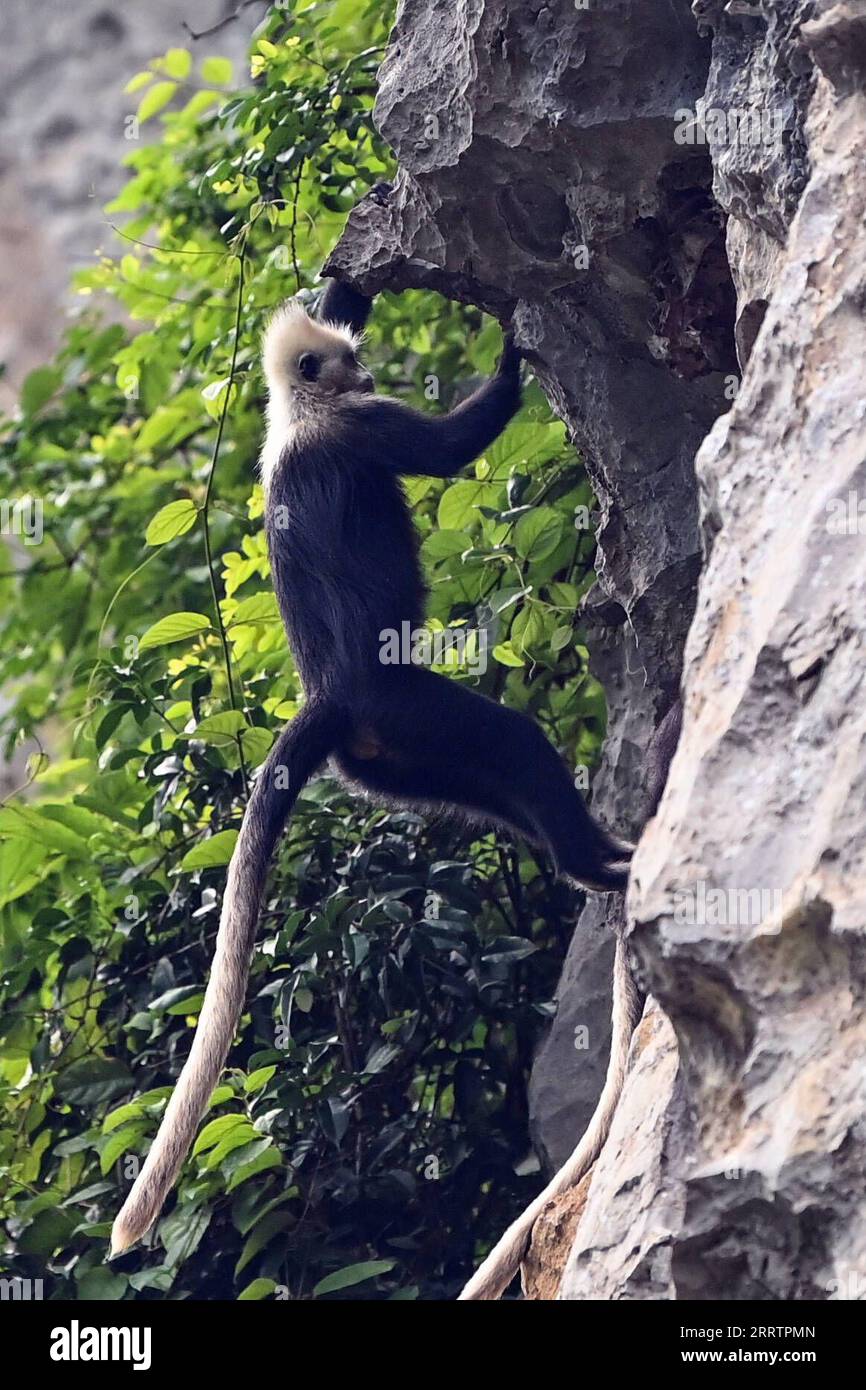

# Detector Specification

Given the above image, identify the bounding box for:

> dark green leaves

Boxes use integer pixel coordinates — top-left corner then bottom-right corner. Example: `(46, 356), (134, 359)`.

(180, 829), (238, 870)
(313, 1260), (396, 1298)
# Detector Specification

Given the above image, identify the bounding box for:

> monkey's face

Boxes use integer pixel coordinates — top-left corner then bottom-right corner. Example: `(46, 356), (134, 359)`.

(263, 303), (374, 404)
(292, 342), (375, 398)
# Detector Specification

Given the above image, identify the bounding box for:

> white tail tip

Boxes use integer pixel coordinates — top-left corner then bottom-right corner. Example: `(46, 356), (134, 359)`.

(108, 1214), (140, 1260)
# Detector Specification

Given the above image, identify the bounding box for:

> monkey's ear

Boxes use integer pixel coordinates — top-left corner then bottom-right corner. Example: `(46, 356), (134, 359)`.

(318, 279), (373, 337)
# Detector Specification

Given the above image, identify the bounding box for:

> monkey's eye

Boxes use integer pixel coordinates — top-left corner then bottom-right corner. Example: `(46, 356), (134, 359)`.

(298, 352), (320, 382)
(342, 350), (356, 366)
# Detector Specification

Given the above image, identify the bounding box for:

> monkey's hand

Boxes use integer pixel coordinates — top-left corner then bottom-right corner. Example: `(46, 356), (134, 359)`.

(497, 331), (523, 381)
(318, 278), (373, 337)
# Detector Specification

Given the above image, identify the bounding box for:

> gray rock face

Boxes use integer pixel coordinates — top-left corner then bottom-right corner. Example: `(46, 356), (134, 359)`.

(603, 0), (866, 1303)
(328, 0), (736, 1173)
(333, 0), (866, 1301)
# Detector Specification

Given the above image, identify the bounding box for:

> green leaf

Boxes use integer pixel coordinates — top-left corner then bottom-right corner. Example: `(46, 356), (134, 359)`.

(125, 71), (154, 94)
(138, 81), (178, 123)
(128, 1269), (174, 1293)
(240, 726), (273, 766)
(512, 605), (547, 657)
(224, 1142), (282, 1192)
(238, 1278), (276, 1301)
(483, 936), (539, 963)
(492, 641), (525, 668)
(194, 710), (247, 741)
(75, 1267), (129, 1300)
(159, 1205), (212, 1268)
(546, 580), (579, 611)
(20, 365), (62, 415)
(487, 419), (567, 475)
(229, 592), (279, 626)
(363, 1042), (400, 1074)
(103, 1089), (170, 1134)
(514, 507), (564, 563)
(163, 48), (191, 80)
(182, 90), (220, 120)
(205, 1124), (260, 1169)
(180, 828), (238, 870)
(146, 498), (198, 545)
(138, 405), (189, 452)
(201, 56), (233, 84)
(165, 992), (205, 1016)
(55, 1058), (132, 1106)
(139, 611), (211, 650)
(244, 1065), (276, 1094)
(99, 1122), (147, 1176)
(103, 1102), (146, 1134)
(201, 377), (237, 420)
(147, 985), (202, 1014)
(42, 804), (113, 841)
(0, 805), (87, 855)
(234, 1211), (292, 1276)
(192, 1114), (247, 1157)
(17, 1208), (77, 1256)
(313, 1260), (396, 1298)
(420, 530), (469, 563)
(437, 480), (493, 531)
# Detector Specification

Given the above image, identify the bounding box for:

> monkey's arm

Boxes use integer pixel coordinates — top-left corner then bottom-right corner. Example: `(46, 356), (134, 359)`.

(318, 278), (373, 336)
(350, 335), (523, 477)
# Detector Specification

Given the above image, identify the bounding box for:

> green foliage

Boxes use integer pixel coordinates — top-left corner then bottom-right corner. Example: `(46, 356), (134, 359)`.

(0, 1), (608, 1300)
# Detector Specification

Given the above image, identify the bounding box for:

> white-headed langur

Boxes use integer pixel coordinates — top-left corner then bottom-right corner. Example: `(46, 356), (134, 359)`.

(111, 280), (644, 1299)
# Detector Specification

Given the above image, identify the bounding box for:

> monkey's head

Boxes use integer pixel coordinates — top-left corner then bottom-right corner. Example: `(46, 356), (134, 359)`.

(263, 300), (374, 409)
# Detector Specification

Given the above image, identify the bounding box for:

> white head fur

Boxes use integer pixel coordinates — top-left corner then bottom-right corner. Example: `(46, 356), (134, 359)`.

(260, 300), (373, 488)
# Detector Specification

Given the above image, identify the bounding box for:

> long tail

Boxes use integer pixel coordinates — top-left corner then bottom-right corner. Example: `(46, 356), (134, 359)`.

(458, 928), (642, 1300)
(110, 700), (343, 1257)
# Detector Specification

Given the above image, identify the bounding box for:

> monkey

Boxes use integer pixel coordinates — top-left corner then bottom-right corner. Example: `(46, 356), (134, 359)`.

(109, 279), (633, 1262)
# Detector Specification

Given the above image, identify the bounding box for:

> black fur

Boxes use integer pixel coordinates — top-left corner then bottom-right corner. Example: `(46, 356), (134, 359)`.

(318, 278), (373, 336)
(264, 287), (630, 892)
(646, 697), (683, 817)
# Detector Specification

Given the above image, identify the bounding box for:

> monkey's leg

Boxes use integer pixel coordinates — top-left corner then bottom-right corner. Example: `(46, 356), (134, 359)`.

(340, 671), (629, 891)
(337, 734), (539, 841)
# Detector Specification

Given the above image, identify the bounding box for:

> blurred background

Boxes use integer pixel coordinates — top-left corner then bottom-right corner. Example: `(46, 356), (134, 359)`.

(0, 1), (256, 794)
(0, 0), (259, 411)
